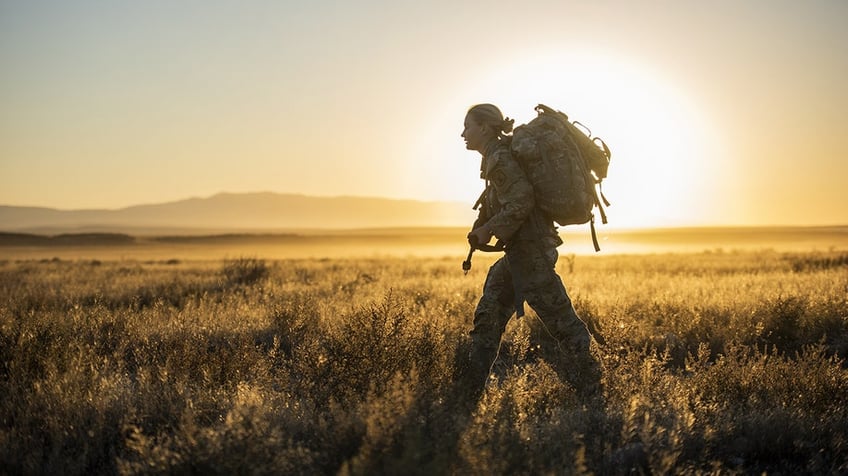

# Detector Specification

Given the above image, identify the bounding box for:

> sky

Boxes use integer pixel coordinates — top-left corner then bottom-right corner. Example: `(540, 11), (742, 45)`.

(1, 0), (846, 228)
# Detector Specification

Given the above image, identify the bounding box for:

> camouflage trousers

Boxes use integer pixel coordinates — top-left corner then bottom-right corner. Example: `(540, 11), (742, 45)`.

(465, 240), (600, 397)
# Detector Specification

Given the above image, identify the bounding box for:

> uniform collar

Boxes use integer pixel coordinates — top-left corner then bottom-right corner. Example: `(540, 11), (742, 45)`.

(480, 138), (504, 178)
(482, 137), (502, 160)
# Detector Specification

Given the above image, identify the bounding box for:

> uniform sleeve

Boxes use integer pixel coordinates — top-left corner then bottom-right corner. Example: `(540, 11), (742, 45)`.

(485, 150), (534, 241)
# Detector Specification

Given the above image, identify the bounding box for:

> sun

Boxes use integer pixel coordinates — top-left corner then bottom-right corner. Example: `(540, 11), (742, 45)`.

(445, 49), (721, 229)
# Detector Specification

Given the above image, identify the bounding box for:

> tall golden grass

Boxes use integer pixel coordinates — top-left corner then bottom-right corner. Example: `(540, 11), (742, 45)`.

(1, 250), (846, 474)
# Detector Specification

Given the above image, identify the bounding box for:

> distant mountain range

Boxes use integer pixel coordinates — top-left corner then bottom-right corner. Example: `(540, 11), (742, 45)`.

(0, 192), (476, 235)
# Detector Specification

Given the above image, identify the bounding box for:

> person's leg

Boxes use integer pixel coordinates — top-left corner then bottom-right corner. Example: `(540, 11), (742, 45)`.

(465, 257), (515, 396)
(509, 243), (601, 396)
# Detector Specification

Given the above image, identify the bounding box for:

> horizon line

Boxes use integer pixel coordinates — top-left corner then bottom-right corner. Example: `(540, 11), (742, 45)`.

(0, 190), (472, 212)
(3, 223), (848, 236)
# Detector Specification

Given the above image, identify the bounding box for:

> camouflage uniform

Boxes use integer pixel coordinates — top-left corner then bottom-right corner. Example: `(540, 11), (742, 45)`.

(465, 137), (599, 396)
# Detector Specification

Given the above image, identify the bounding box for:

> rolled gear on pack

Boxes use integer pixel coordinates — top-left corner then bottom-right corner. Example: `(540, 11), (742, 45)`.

(510, 104), (612, 251)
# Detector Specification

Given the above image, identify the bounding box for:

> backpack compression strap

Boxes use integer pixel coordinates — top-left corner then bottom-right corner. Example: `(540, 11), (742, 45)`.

(590, 215), (600, 253)
(590, 185), (607, 253)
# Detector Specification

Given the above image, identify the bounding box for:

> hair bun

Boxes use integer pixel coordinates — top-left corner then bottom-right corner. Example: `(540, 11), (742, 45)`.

(502, 117), (515, 134)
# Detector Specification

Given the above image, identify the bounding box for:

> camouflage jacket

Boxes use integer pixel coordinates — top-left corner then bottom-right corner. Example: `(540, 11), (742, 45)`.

(478, 138), (562, 247)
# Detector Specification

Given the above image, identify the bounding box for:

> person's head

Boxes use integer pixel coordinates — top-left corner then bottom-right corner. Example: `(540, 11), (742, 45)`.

(462, 104), (514, 153)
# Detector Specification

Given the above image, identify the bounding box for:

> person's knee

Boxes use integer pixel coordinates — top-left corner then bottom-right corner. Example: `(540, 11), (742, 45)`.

(536, 312), (591, 354)
(562, 319), (591, 352)
(468, 330), (500, 359)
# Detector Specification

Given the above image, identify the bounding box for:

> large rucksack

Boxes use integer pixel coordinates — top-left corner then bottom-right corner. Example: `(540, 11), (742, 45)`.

(510, 104), (612, 251)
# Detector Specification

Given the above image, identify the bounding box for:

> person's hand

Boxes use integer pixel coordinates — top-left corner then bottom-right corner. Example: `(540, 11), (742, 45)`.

(468, 224), (493, 248)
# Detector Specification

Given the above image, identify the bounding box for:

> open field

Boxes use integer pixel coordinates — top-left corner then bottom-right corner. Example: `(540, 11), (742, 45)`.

(1, 247), (847, 474)
(1, 225), (846, 261)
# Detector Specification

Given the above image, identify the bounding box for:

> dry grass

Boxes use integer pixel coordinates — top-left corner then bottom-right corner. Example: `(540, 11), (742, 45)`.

(1, 251), (846, 474)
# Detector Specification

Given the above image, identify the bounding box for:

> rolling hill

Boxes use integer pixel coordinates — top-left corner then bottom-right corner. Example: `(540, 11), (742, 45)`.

(0, 192), (476, 235)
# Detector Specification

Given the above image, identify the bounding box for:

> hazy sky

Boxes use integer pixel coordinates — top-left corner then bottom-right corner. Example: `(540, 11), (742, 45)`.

(1, 0), (846, 227)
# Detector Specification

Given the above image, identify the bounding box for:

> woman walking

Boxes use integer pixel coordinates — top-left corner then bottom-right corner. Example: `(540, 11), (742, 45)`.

(460, 103), (601, 401)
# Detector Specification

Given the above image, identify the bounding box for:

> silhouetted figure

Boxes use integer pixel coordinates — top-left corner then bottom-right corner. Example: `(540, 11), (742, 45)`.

(459, 104), (602, 404)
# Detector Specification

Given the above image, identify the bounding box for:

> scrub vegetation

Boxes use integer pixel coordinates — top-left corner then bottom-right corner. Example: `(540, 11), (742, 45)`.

(1, 250), (847, 475)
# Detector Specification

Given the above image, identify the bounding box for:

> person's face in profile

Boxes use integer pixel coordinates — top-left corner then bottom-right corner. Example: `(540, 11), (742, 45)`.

(462, 115), (489, 153)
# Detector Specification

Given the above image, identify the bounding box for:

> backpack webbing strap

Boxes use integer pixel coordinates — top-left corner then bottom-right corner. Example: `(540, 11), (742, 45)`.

(590, 215), (601, 252)
(593, 185), (608, 225)
(592, 182), (609, 253)
(599, 182), (611, 207)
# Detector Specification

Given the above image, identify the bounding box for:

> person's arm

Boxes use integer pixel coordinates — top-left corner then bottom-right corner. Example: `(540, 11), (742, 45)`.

(479, 151), (534, 242)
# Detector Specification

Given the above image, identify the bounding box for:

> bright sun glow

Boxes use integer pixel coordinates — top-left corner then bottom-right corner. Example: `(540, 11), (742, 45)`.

(422, 49), (721, 229)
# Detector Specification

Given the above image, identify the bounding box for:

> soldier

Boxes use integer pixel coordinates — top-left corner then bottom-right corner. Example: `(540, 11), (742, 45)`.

(460, 103), (601, 401)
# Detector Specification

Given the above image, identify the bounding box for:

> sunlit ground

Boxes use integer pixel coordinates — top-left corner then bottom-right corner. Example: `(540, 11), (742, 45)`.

(2, 247), (847, 474)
